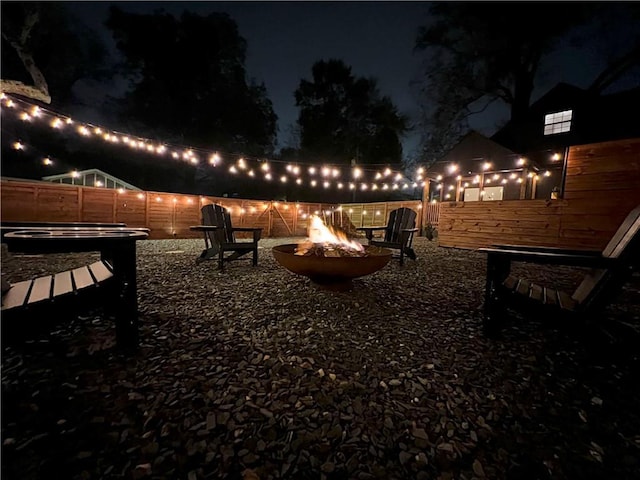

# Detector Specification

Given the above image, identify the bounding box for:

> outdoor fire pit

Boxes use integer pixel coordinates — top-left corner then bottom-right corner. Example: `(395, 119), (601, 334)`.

(272, 215), (392, 291)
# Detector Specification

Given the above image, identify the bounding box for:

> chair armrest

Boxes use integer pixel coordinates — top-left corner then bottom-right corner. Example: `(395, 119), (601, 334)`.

(402, 228), (419, 233)
(478, 247), (615, 268)
(231, 227), (262, 242)
(356, 227), (387, 232)
(190, 225), (220, 231)
(356, 226), (387, 240)
(490, 244), (601, 256)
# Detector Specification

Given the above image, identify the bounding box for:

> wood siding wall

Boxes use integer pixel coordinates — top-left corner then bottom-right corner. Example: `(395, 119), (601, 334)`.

(438, 138), (640, 250)
(0, 180), (424, 240)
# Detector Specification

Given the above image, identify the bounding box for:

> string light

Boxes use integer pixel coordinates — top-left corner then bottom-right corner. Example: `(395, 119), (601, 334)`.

(1, 93), (553, 198)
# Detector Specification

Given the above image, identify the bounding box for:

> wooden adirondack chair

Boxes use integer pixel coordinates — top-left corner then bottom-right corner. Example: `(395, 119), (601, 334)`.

(357, 207), (418, 265)
(479, 204), (640, 334)
(190, 204), (262, 271)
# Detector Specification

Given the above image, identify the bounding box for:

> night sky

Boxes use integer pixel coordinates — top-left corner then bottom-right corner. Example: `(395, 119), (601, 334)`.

(48, 2), (640, 159)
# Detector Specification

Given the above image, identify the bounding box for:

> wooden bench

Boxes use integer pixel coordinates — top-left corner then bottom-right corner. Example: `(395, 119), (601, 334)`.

(1, 259), (116, 338)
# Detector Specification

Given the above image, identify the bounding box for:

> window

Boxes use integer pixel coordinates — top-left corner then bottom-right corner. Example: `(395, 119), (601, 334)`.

(482, 186), (504, 201)
(463, 186), (504, 201)
(464, 188), (480, 201)
(544, 109), (572, 135)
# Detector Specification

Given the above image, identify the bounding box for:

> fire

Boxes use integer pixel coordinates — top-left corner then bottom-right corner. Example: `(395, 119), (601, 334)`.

(295, 215), (365, 256)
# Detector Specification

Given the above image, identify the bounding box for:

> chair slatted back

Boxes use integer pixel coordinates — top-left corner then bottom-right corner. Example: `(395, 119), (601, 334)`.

(385, 208), (417, 244)
(572, 204), (640, 307)
(201, 204), (235, 244)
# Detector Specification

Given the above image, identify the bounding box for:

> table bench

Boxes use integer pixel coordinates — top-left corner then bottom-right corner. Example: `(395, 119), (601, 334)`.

(2, 228), (149, 351)
(2, 260), (115, 329)
(1, 221), (128, 241)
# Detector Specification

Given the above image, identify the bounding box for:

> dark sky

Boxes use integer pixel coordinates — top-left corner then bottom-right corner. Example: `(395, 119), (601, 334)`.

(70, 1), (430, 156)
(66, 1), (639, 160)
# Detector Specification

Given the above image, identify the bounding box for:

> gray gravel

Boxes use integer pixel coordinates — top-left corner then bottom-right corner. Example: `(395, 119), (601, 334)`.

(2, 237), (639, 479)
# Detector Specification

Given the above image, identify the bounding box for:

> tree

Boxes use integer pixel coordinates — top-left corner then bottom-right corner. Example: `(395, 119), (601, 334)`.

(413, 3), (640, 165)
(294, 59), (408, 166)
(105, 7), (277, 157)
(1, 2), (107, 105)
(413, 3), (596, 163)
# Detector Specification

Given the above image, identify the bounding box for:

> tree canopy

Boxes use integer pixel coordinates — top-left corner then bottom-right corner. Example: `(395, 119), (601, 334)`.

(1, 2), (107, 105)
(105, 6), (277, 157)
(294, 59), (409, 166)
(413, 3), (640, 165)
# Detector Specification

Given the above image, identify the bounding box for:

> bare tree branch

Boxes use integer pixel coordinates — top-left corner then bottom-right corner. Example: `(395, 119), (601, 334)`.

(1, 9), (51, 103)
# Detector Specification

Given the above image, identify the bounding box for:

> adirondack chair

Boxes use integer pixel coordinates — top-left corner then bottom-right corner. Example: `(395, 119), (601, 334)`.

(357, 207), (418, 265)
(479, 204), (640, 334)
(191, 204), (262, 271)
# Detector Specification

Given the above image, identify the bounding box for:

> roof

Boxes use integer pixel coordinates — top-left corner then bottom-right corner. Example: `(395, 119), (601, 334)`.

(428, 131), (518, 175)
(491, 83), (640, 153)
(42, 168), (141, 190)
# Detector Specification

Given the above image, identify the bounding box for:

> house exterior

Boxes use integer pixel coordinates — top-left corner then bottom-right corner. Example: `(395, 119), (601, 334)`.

(424, 130), (557, 202)
(492, 83), (640, 158)
(425, 83), (640, 203)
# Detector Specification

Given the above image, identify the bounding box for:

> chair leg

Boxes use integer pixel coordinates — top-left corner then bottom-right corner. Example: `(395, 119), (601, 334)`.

(218, 249), (224, 271)
(253, 247), (258, 266)
(399, 248), (404, 266)
(483, 254), (511, 335)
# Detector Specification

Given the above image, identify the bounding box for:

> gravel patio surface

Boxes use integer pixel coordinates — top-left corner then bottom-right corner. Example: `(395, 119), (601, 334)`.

(2, 237), (639, 480)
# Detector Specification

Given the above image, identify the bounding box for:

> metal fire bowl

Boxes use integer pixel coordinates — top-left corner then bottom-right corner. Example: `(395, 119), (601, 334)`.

(272, 244), (392, 291)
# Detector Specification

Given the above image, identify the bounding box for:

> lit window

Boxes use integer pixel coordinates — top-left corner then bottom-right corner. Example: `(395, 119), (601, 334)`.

(544, 109), (572, 135)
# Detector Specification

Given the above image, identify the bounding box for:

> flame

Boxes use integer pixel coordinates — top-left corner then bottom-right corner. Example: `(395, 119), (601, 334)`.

(305, 215), (364, 252)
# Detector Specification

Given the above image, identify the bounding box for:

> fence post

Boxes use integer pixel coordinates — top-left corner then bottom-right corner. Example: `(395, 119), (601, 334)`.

(421, 180), (430, 235)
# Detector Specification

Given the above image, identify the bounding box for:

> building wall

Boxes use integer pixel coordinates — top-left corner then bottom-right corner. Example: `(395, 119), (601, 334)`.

(437, 137), (640, 250)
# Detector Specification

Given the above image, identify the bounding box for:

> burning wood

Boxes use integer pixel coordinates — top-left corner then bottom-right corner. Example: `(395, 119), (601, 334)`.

(294, 215), (367, 257)
(294, 241), (370, 257)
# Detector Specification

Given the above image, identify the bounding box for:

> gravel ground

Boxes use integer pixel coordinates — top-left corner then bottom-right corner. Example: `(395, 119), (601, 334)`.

(1, 237), (640, 480)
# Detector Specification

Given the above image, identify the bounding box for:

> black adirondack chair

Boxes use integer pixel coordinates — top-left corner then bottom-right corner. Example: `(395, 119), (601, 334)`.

(191, 204), (262, 271)
(479, 204), (640, 334)
(357, 207), (418, 265)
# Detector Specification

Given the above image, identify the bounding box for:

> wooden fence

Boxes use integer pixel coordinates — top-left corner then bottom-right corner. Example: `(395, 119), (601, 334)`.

(0, 179), (431, 240)
(4, 137), (635, 249)
(437, 137), (640, 250)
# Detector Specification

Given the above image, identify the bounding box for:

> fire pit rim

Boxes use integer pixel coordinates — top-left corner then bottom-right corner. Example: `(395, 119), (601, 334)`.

(271, 243), (393, 290)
